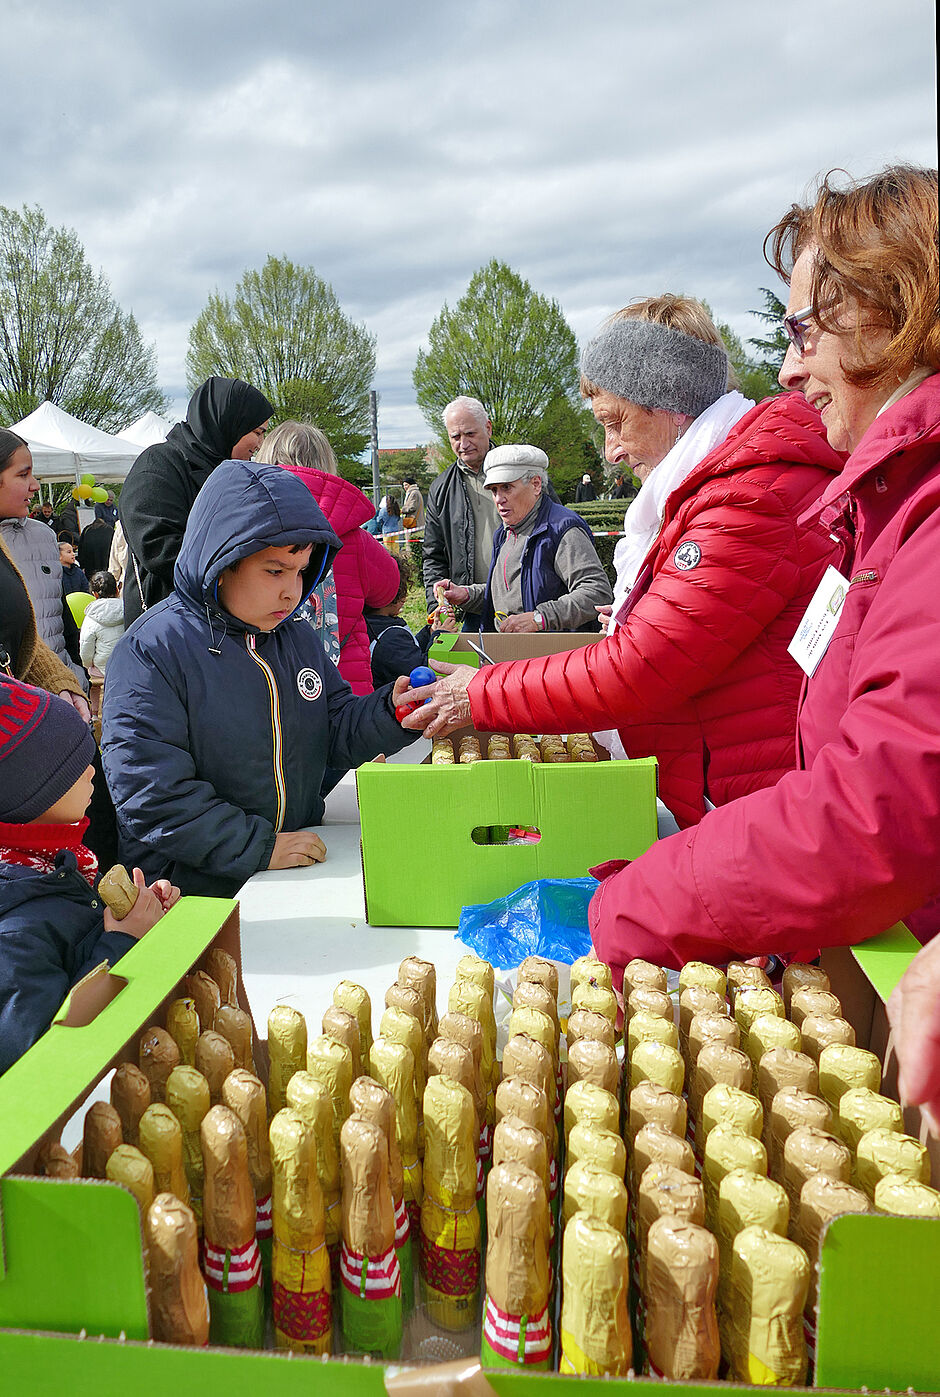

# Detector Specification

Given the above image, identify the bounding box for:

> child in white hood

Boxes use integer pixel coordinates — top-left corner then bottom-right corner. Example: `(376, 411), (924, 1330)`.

(79, 571), (125, 675)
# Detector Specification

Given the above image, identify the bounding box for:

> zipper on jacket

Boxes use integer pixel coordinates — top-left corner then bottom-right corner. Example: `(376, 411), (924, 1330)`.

(246, 635), (287, 832)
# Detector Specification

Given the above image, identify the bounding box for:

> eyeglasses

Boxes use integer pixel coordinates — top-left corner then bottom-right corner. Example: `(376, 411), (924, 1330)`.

(783, 300), (836, 355)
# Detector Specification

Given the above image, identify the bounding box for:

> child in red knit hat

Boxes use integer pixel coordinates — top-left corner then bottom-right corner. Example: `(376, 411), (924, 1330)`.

(0, 676), (179, 1075)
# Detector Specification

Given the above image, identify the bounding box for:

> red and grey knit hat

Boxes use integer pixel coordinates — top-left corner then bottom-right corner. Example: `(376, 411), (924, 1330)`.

(0, 678), (96, 822)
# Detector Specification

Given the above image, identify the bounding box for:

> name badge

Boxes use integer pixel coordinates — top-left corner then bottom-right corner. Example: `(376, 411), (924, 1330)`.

(787, 564), (851, 677)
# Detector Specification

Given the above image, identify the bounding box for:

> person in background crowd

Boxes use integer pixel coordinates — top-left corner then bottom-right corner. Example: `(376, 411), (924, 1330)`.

(56, 494), (80, 540)
(59, 540), (88, 596)
(78, 515), (114, 578)
(0, 677), (179, 1075)
(0, 432), (87, 691)
(364, 552), (430, 687)
(422, 396), (501, 625)
(94, 490), (119, 526)
(255, 420), (401, 695)
(38, 500), (58, 530)
(575, 472), (597, 502)
(380, 495), (402, 551)
(108, 520), (127, 591)
(79, 571), (124, 677)
(408, 165), (940, 984)
(399, 289), (841, 837)
(102, 460), (418, 898)
(119, 375), (273, 624)
(402, 476), (425, 537)
(610, 471), (632, 499)
(436, 444), (612, 633)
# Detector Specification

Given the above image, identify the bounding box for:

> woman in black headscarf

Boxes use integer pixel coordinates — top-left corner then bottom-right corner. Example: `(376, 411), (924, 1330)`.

(119, 376), (273, 624)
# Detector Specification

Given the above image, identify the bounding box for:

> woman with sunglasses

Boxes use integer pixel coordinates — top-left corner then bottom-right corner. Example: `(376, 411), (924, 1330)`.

(582, 164), (940, 980)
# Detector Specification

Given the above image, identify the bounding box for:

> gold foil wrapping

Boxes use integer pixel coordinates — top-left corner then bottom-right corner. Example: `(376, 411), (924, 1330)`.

(794, 1173), (870, 1312)
(629, 1040), (684, 1096)
(567, 1122), (627, 1181)
(195, 1031), (236, 1106)
(789, 987), (843, 1029)
(166, 1065), (212, 1219)
(627, 1009), (679, 1057)
(782, 1127), (851, 1225)
(854, 1128), (930, 1198)
(628, 1080), (687, 1144)
(421, 1074), (481, 1330)
(322, 1005), (362, 1080)
(370, 1037), (423, 1214)
(270, 1107), (330, 1354)
(698, 1082), (763, 1155)
(645, 1218), (720, 1381)
(818, 1044), (882, 1108)
(213, 1004), (253, 1072)
(874, 1176), (940, 1216)
(566, 1008), (616, 1051)
(139, 1025), (181, 1103)
(622, 959), (667, 997)
(201, 1104), (257, 1252)
(306, 1034), (353, 1156)
(563, 1079), (619, 1146)
(111, 1062), (151, 1146)
(768, 1087), (833, 1180)
(139, 1102), (191, 1206)
(333, 980), (373, 1058)
(567, 1037), (619, 1096)
(485, 1161), (551, 1323)
(782, 963), (830, 1013)
(82, 1100), (123, 1178)
(267, 1006), (308, 1115)
(562, 1160), (628, 1233)
(559, 1215), (631, 1375)
(726, 1225), (809, 1386)
(286, 1071), (342, 1249)
(702, 1124), (767, 1229)
(837, 1087), (903, 1152)
(147, 1193), (209, 1346)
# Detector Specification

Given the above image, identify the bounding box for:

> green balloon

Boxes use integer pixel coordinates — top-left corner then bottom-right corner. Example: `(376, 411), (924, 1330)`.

(81, 473), (95, 486)
(91, 486), (109, 502)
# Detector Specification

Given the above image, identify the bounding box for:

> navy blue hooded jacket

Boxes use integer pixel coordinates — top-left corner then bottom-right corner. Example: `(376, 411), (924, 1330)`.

(0, 851), (135, 1076)
(102, 460), (413, 897)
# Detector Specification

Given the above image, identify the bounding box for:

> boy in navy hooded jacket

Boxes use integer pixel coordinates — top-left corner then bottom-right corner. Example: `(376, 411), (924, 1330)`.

(102, 460), (420, 898)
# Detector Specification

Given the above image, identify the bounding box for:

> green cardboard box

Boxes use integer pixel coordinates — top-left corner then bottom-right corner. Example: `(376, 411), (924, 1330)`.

(361, 632), (659, 927)
(1, 897), (938, 1394)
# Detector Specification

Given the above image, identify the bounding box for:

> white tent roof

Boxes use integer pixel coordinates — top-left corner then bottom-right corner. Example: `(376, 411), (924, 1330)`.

(7, 401), (143, 482)
(120, 410), (175, 447)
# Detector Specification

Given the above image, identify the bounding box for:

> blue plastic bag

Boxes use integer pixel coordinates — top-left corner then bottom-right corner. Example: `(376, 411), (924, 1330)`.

(456, 877), (596, 970)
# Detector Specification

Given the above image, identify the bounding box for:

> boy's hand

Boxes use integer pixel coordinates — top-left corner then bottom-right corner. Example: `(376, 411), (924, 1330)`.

(269, 830), (327, 870)
(103, 867), (177, 940)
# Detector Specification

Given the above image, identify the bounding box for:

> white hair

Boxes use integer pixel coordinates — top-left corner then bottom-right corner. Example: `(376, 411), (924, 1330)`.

(442, 396), (490, 429)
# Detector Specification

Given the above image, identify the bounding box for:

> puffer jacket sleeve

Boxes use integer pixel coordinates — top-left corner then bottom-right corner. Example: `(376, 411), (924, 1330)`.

(359, 531), (402, 609)
(588, 504), (940, 980)
(321, 660), (416, 770)
(79, 613), (99, 668)
(102, 635), (278, 884)
(470, 474), (810, 733)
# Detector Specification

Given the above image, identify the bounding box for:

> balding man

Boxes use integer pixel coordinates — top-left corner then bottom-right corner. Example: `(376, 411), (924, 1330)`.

(439, 445), (612, 633)
(422, 396), (500, 622)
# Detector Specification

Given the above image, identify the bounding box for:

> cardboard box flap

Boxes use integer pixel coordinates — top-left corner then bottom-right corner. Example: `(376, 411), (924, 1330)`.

(0, 896), (239, 1177)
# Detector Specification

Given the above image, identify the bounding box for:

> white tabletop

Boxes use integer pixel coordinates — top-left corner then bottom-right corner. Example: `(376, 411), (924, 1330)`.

(237, 741), (470, 1033)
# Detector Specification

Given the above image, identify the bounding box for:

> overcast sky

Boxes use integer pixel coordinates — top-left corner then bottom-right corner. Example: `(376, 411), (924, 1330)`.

(1, 0), (936, 446)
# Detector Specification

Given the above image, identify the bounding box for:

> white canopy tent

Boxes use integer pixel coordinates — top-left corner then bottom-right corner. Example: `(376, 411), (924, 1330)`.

(119, 410), (174, 447)
(7, 401), (143, 482)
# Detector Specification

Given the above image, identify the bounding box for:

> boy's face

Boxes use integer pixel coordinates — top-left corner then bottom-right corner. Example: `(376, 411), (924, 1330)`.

(59, 543), (75, 566)
(217, 544), (314, 631)
(32, 764), (95, 825)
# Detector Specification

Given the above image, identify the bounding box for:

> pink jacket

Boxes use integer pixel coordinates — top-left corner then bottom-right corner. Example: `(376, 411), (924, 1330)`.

(589, 374), (940, 983)
(469, 395), (841, 826)
(276, 465), (400, 694)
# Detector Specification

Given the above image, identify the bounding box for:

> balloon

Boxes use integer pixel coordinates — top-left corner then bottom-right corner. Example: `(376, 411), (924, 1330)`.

(91, 486), (108, 503)
(81, 473), (95, 486)
(66, 591), (95, 627)
(76, 484), (93, 500)
(71, 487), (82, 501)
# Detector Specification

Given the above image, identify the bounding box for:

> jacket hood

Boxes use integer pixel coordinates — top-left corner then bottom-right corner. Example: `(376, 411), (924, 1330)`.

(174, 460), (342, 625)
(275, 462), (377, 534)
(85, 597), (124, 625)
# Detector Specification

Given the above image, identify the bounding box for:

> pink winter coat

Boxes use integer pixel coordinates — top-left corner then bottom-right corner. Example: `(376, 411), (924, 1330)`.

(469, 394), (841, 826)
(275, 465), (400, 694)
(588, 374), (940, 983)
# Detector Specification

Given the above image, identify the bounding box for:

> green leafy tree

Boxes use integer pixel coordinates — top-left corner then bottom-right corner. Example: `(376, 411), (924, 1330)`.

(748, 287), (789, 386)
(186, 255), (375, 474)
(379, 445), (433, 490)
(413, 259), (580, 450)
(526, 395), (605, 502)
(0, 204), (169, 430)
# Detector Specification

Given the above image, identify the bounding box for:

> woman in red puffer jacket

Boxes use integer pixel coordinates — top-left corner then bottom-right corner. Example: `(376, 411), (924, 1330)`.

(257, 422), (400, 694)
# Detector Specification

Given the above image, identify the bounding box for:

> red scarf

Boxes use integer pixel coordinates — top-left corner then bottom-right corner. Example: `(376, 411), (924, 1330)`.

(0, 817), (98, 887)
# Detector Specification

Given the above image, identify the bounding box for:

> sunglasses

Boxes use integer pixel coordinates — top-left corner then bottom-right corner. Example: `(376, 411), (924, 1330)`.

(783, 299), (837, 355)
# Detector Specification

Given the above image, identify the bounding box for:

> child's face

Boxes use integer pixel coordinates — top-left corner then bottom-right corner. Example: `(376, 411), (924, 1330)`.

(32, 764), (95, 825)
(217, 545), (314, 631)
(59, 543), (75, 566)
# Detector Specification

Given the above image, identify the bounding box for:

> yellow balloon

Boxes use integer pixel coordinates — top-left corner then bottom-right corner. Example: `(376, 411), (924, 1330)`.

(71, 487), (82, 501)
(76, 484), (93, 500)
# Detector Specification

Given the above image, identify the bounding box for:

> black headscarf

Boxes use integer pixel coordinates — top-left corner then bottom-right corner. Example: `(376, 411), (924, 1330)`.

(170, 377), (275, 469)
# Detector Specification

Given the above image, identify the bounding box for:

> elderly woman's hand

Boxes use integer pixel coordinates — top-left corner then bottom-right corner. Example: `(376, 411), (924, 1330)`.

(398, 660), (475, 737)
(887, 934), (940, 1138)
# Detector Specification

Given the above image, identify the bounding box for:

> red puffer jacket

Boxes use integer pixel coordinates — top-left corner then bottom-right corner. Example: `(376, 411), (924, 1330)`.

(277, 465), (400, 694)
(469, 394), (842, 826)
(588, 375), (940, 982)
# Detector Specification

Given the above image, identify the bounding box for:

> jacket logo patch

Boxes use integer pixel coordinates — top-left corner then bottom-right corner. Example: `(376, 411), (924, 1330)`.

(297, 668), (323, 702)
(673, 541), (701, 571)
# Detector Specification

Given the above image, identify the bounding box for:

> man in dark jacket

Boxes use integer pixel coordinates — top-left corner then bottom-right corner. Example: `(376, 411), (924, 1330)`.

(78, 517), (114, 577)
(574, 474), (597, 502)
(422, 396), (500, 621)
(438, 446), (612, 633)
(119, 376), (273, 626)
(103, 460), (419, 898)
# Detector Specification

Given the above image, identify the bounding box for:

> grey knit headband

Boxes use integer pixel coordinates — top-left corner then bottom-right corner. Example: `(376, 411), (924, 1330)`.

(580, 318), (728, 418)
